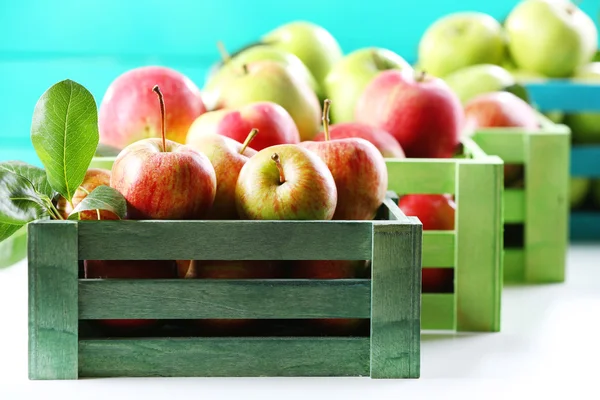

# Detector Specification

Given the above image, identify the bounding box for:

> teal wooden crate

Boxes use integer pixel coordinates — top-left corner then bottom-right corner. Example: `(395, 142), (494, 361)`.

(473, 115), (570, 283)
(28, 196), (422, 380)
(385, 138), (503, 332)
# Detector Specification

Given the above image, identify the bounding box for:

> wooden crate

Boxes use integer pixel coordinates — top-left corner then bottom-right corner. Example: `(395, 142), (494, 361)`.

(385, 138), (504, 332)
(526, 81), (600, 241)
(28, 195), (422, 380)
(472, 115), (570, 283)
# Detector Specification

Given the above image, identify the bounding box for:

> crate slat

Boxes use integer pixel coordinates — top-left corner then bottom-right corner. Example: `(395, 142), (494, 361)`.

(504, 189), (525, 223)
(28, 221), (79, 380)
(504, 249), (525, 282)
(79, 337), (370, 377)
(570, 212), (600, 241)
(422, 231), (455, 267)
(421, 294), (455, 331)
(571, 145), (600, 177)
(79, 279), (371, 320)
(386, 159), (456, 195)
(472, 130), (527, 163)
(78, 220), (373, 260)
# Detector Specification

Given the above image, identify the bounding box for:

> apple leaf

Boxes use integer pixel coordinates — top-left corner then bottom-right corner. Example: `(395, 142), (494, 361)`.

(0, 168), (49, 226)
(68, 185), (127, 220)
(31, 79), (99, 204)
(0, 161), (56, 200)
(0, 225), (27, 268)
(0, 223), (21, 243)
(503, 83), (531, 104)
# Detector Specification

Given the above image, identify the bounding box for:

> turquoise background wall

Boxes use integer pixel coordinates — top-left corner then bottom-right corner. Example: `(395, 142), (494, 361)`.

(1, 0), (599, 165)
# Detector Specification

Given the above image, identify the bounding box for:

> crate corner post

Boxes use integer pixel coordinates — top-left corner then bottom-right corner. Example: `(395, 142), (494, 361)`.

(28, 220), (79, 380)
(370, 219), (422, 379)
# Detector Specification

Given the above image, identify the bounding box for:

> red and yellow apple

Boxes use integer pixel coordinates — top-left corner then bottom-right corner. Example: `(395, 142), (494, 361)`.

(56, 168), (118, 220)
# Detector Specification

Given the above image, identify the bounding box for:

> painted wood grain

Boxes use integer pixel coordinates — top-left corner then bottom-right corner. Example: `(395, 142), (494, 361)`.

(422, 231), (455, 268)
(472, 130), (527, 163)
(504, 189), (525, 224)
(455, 158), (504, 332)
(503, 249), (525, 282)
(421, 294), (455, 331)
(28, 221), (79, 380)
(79, 279), (371, 320)
(77, 220), (373, 261)
(386, 159), (456, 195)
(370, 222), (421, 379)
(79, 337), (370, 377)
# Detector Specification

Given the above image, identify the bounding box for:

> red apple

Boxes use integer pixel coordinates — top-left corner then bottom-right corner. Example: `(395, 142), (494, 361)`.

(355, 69), (462, 158)
(398, 194), (456, 293)
(187, 129), (258, 219)
(464, 91), (539, 186)
(56, 168), (119, 220)
(300, 100), (388, 220)
(312, 122), (405, 158)
(84, 259), (178, 330)
(110, 85), (217, 220)
(99, 66), (206, 149)
(186, 102), (300, 151)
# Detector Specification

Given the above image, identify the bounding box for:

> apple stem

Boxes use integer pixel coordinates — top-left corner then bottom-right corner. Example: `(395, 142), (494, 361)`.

(239, 128), (259, 154)
(371, 49), (386, 70)
(415, 70), (427, 82)
(242, 64), (249, 74)
(152, 85), (167, 152)
(322, 99), (332, 141)
(271, 153), (286, 184)
(217, 41), (231, 64)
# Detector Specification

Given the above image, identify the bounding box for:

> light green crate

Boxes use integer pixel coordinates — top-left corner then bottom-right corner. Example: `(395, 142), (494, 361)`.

(472, 115), (570, 283)
(385, 138), (504, 332)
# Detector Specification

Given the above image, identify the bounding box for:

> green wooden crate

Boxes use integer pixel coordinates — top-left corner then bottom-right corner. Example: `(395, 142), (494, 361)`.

(28, 195), (422, 380)
(472, 115), (570, 283)
(385, 138), (504, 332)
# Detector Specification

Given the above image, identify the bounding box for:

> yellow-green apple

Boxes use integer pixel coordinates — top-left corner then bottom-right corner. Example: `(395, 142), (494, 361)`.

(186, 129), (258, 219)
(262, 21), (343, 87)
(99, 66), (206, 148)
(84, 259), (178, 330)
(110, 86), (217, 220)
(213, 60), (321, 141)
(324, 48), (411, 123)
(56, 168), (118, 220)
(186, 101), (300, 151)
(355, 69), (462, 158)
(443, 64), (518, 105)
(505, 0), (597, 78)
(398, 194), (455, 293)
(300, 100), (388, 220)
(203, 44), (322, 110)
(570, 178), (591, 209)
(418, 12), (506, 78)
(563, 63), (600, 143)
(236, 144), (337, 220)
(312, 122), (405, 158)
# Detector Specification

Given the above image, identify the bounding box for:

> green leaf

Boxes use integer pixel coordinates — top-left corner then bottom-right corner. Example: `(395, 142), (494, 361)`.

(0, 225), (27, 268)
(503, 83), (531, 104)
(0, 168), (48, 225)
(0, 223), (21, 242)
(68, 185), (126, 220)
(0, 161), (55, 199)
(31, 79), (99, 203)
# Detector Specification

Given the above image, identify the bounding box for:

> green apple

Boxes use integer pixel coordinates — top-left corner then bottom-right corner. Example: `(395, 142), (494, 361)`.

(203, 44), (322, 110)
(563, 63), (600, 143)
(418, 12), (506, 78)
(505, 0), (597, 78)
(508, 69), (565, 124)
(443, 64), (516, 104)
(235, 144), (337, 220)
(324, 47), (411, 123)
(214, 60), (322, 141)
(570, 177), (591, 209)
(262, 21), (343, 87)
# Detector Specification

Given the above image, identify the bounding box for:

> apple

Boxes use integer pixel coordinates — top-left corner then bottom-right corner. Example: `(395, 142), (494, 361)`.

(99, 66), (206, 149)
(324, 47), (411, 123)
(563, 63), (600, 144)
(355, 69), (462, 158)
(110, 85), (217, 220)
(300, 100), (388, 220)
(464, 91), (540, 133)
(505, 0), (598, 78)
(56, 168), (118, 220)
(186, 101), (300, 151)
(186, 129), (258, 219)
(570, 177), (591, 209)
(592, 180), (600, 208)
(398, 194), (456, 293)
(213, 60), (321, 141)
(443, 64), (517, 105)
(418, 12), (506, 78)
(262, 21), (343, 87)
(235, 144), (337, 220)
(84, 259), (178, 330)
(203, 44), (322, 110)
(312, 122), (405, 158)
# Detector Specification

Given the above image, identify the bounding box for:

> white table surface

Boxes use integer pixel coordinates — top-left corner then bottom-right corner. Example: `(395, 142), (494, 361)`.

(1, 244), (599, 399)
